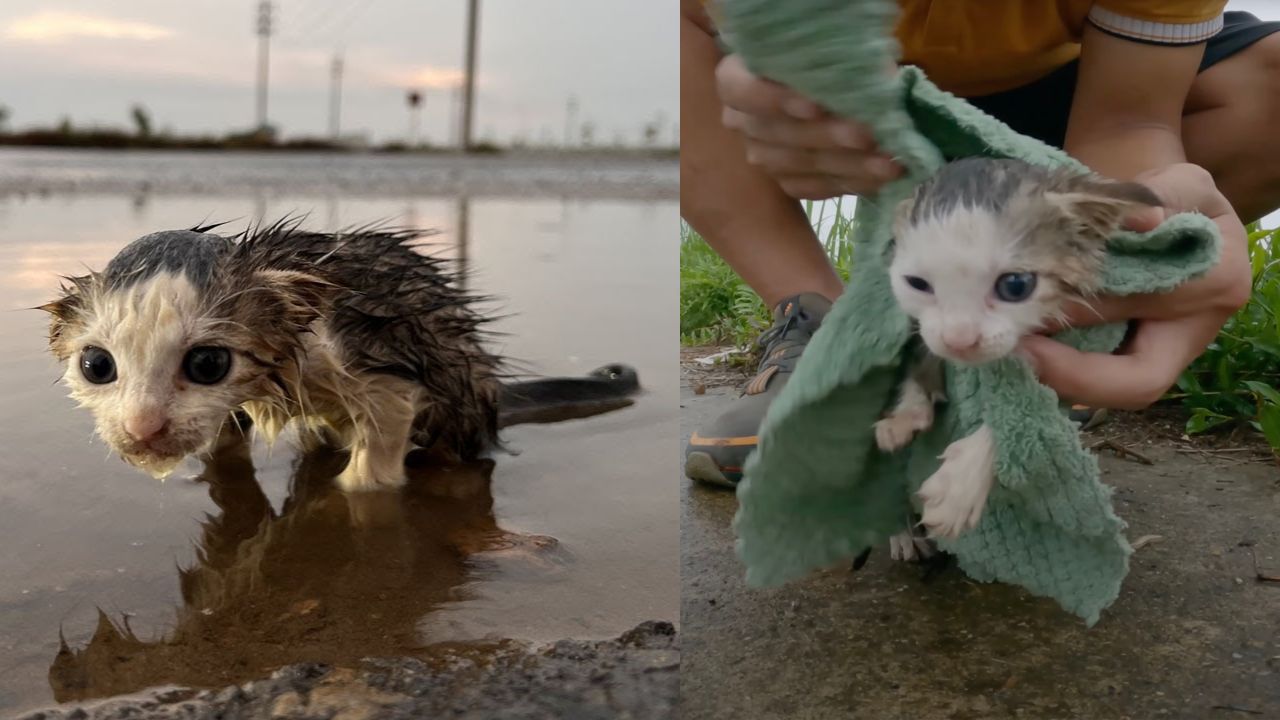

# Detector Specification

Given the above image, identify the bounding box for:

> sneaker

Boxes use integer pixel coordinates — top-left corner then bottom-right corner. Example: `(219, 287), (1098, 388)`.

(684, 292), (833, 487)
(1069, 405), (1109, 430)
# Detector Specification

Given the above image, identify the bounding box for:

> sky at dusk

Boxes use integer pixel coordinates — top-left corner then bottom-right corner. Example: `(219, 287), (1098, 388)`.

(1, 2), (1275, 148)
(0, 1), (677, 146)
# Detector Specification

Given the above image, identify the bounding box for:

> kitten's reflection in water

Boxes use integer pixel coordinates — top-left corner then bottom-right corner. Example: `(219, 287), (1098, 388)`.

(48, 421), (563, 703)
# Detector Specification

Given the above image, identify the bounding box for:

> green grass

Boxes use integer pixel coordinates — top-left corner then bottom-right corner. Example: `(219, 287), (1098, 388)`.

(680, 202), (1280, 451)
(680, 198), (855, 347)
(1174, 224), (1280, 449)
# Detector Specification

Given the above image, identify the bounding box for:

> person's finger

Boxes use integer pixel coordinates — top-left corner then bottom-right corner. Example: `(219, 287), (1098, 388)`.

(743, 142), (900, 184)
(1121, 163), (1236, 229)
(1121, 203), (1166, 233)
(1017, 335), (1167, 409)
(773, 174), (845, 200)
(730, 112), (877, 150)
(715, 54), (824, 119)
(1021, 313), (1219, 409)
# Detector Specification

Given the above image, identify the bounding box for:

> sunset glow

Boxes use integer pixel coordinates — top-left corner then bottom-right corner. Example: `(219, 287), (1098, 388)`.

(4, 11), (174, 42)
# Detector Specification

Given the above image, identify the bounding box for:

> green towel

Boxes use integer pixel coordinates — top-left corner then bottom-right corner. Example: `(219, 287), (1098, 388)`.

(717, 0), (1222, 625)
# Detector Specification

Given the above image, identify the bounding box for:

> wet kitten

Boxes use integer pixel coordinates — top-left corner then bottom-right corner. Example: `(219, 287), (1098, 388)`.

(875, 157), (1160, 554)
(41, 220), (639, 492)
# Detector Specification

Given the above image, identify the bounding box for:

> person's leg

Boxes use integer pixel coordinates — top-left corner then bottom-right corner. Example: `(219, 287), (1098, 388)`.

(681, 0), (843, 486)
(679, 0), (843, 307)
(1184, 32), (1280, 223)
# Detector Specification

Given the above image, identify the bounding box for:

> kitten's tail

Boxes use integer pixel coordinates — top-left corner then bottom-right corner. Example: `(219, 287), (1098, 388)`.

(497, 364), (641, 428)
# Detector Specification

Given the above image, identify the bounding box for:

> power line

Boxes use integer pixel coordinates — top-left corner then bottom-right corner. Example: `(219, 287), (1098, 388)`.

(292, 0), (373, 45)
(282, 0), (347, 41)
(278, 0), (328, 43)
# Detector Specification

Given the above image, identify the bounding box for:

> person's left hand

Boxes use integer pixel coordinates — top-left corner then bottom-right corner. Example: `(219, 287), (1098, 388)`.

(1017, 163), (1251, 410)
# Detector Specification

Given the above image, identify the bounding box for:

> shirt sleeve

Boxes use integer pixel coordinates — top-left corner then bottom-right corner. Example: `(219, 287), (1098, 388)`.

(1088, 1), (1227, 45)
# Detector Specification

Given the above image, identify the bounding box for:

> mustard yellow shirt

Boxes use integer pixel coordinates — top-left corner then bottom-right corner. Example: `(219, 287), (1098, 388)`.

(898, 1), (1227, 96)
(703, 1), (1228, 97)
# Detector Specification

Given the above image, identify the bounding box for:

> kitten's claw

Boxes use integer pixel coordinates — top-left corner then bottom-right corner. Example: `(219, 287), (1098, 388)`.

(874, 405), (934, 452)
(916, 425), (996, 539)
(889, 529), (937, 562)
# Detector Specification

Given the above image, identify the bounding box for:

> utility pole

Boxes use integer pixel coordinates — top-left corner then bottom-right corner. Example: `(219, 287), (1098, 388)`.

(450, 85), (461, 147)
(329, 53), (343, 140)
(564, 96), (578, 148)
(460, 0), (480, 151)
(255, 0), (273, 134)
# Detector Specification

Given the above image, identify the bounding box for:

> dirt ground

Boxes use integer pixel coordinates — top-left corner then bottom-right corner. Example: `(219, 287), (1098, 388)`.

(680, 351), (1280, 720)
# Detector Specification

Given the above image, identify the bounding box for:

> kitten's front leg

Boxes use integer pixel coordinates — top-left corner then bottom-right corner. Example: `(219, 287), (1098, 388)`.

(874, 353), (945, 452)
(916, 424), (996, 539)
(889, 512), (936, 562)
(335, 404), (414, 493)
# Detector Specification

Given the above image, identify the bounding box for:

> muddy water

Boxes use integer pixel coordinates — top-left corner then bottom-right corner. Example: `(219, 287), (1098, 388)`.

(0, 154), (678, 713)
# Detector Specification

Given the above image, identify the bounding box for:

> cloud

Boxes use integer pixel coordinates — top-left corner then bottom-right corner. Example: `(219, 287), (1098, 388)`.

(380, 65), (466, 90)
(4, 11), (174, 42)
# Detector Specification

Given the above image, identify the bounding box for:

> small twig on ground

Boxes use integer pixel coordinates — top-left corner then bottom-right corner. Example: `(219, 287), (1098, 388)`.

(1131, 535), (1164, 551)
(1087, 439), (1154, 465)
(1246, 546), (1280, 584)
(1210, 705), (1264, 715)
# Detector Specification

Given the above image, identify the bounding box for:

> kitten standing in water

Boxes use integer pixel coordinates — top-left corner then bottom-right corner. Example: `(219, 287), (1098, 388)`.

(41, 220), (640, 492)
(875, 157), (1160, 557)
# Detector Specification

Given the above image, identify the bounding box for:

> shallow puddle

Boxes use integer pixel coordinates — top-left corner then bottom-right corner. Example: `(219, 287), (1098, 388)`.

(0, 152), (678, 713)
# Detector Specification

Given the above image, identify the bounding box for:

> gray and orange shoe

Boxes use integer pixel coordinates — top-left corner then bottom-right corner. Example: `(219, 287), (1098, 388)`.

(685, 292), (833, 488)
(1069, 405), (1109, 430)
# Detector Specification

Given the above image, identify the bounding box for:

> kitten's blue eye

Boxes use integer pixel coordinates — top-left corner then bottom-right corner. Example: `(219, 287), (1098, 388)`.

(994, 272), (1038, 302)
(183, 347), (231, 385)
(80, 346), (116, 384)
(904, 275), (932, 293)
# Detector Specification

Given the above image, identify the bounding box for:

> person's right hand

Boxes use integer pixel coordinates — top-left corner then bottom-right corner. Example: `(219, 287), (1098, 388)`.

(715, 53), (904, 199)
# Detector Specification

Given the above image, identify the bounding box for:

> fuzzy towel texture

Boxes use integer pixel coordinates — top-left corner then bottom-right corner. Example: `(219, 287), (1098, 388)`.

(716, 0), (1223, 625)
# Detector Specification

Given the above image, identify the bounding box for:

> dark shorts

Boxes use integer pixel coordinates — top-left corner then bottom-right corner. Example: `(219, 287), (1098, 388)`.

(968, 11), (1280, 150)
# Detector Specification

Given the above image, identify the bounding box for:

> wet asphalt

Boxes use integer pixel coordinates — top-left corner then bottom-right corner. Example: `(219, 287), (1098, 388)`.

(681, 386), (1280, 720)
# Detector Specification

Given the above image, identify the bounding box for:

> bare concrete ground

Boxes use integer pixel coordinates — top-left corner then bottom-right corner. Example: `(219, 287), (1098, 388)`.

(681, 386), (1280, 720)
(17, 622), (678, 720)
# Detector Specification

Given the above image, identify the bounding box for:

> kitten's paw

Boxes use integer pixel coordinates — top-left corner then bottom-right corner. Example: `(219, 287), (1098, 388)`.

(874, 406), (934, 452)
(916, 425), (996, 540)
(335, 462), (407, 492)
(889, 529), (937, 562)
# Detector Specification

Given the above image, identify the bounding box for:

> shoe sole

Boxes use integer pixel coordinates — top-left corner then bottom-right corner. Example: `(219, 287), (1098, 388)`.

(685, 451), (738, 489)
(1075, 407), (1110, 431)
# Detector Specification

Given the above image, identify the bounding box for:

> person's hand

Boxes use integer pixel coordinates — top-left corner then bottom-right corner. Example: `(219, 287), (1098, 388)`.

(1018, 163), (1251, 410)
(714, 53), (904, 199)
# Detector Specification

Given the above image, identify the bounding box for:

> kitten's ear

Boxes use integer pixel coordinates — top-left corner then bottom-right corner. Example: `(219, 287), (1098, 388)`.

(252, 270), (335, 328)
(38, 275), (93, 360)
(1045, 177), (1162, 241)
(891, 196), (916, 238)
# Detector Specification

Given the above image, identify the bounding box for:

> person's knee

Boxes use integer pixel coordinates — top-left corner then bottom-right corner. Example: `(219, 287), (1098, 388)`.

(681, 0), (717, 37)
(1251, 35), (1280, 119)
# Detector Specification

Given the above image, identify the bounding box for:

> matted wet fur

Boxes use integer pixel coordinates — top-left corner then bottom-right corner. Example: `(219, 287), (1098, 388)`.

(40, 218), (639, 491)
(877, 157), (1161, 547)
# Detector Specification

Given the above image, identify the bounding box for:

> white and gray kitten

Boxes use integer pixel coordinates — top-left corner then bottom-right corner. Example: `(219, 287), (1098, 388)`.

(41, 221), (638, 493)
(875, 157), (1160, 556)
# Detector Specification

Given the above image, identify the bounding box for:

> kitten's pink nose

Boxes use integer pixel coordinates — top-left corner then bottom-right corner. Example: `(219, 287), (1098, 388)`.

(125, 411), (170, 442)
(941, 326), (982, 356)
